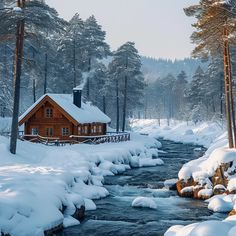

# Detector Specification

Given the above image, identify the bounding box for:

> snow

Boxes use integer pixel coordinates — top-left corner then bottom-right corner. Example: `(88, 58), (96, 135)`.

(190, 221), (232, 236)
(130, 119), (224, 147)
(131, 119), (236, 236)
(13, 7), (22, 13)
(164, 225), (185, 236)
(181, 186), (194, 194)
(19, 93), (111, 124)
(131, 197), (157, 209)
(0, 130), (163, 235)
(198, 189), (213, 198)
(63, 216), (80, 228)
(0, 117), (11, 134)
(208, 196), (233, 212)
(164, 179), (178, 189)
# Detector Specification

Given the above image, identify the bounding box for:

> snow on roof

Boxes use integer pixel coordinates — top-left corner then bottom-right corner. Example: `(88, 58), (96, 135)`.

(19, 93), (111, 124)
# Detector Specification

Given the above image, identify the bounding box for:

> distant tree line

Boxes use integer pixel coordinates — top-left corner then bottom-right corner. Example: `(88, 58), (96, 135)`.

(143, 60), (226, 125)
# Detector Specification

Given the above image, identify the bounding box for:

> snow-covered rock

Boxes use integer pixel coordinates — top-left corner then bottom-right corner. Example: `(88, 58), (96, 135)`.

(131, 197), (157, 209)
(208, 197), (233, 212)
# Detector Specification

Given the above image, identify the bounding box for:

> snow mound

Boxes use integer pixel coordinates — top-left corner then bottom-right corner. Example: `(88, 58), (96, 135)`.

(164, 225), (184, 236)
(208, 196), (233, 213)
(228, 226), (236, 236)
(63, 216), (80, 228)
(190, 220), (232, 236)
(131, 197), (157, 209)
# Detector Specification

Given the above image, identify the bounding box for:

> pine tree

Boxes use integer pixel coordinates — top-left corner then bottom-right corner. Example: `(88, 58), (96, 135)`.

(161, 73), (176, 124)
(0, 0), (66, 154)
(184, 0), (236, 147)
(173, 70), (188, 119)
(58, 13), (85, 89)
(83, 15), (110, 99)
(108, 42), (145, 131)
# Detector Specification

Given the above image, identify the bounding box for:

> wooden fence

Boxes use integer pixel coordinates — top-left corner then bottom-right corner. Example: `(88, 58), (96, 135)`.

(18, 132), (130, 146)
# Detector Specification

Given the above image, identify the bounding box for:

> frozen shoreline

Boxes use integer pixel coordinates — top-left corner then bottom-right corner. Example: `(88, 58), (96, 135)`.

(0, 132), (163, 236)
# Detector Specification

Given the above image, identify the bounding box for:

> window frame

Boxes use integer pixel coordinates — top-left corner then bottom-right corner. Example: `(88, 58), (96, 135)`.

(98, 125), (102, 133)
(31, 127), (39, 135)
(61, 127), (70, 136)
(45, 127), (53, 137)
(45, 107), (53, 118)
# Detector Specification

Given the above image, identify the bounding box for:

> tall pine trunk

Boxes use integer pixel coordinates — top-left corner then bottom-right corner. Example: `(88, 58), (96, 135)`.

(122, 75), (128, 132)
(10, 0), (25, 154)
(103, 95), (106, 114)
(43, 53), (48, 94)
(116, 79), (119, 133)
(73, 37), (76, 88)
(87, 57), (91, 99)
(223, 26), (234, 148)
(33, 79), (36, 103)
(227, 43), (236, 147)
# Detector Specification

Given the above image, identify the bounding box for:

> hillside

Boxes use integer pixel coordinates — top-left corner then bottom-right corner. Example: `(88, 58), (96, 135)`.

(141, 56), (208, 82)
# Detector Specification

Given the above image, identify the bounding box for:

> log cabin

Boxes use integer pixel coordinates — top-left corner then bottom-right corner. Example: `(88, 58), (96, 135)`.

(18, 88), (111, 142)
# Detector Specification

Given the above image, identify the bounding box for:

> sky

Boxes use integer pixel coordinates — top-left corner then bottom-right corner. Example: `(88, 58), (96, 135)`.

(46, 0), (199, 60)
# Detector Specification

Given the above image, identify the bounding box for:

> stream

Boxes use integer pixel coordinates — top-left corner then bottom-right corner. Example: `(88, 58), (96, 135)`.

(63, 139), (227, 236)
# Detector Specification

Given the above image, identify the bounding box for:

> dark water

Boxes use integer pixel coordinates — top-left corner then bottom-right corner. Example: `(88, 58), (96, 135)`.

(63, 139), (226, 236)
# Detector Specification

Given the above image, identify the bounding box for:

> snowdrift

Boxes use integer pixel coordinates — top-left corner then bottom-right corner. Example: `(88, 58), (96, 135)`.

(0, 132), (162, 235)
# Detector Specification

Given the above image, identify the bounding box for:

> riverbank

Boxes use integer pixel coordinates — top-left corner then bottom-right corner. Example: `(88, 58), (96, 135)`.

(64, 139), (223, 236)
(130, 119), (225, 148)
(0, 133), (163, 235)
(131, 119), (236, 235)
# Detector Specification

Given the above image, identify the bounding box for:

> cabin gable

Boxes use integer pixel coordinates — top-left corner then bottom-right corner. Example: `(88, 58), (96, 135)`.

(19, 96), (79, 126)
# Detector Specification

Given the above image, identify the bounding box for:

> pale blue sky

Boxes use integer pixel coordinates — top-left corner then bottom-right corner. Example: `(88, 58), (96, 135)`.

(46, 0), (199, 59)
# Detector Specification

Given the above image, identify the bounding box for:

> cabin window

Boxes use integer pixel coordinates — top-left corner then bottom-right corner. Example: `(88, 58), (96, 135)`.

(78, 126), (81, 135)
(46, 127), (53, 137)
(91, 125), (95, 134)
(31, 128), (38, 135)
(83, 126), (88, 135)
(62, 127), (70, 136)
(45, 108), (53, 118)
(98, 125), (102, 133)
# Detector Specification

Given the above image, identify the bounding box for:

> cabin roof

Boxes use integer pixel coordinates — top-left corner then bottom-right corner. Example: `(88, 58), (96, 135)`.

(19, 93), (111, 125)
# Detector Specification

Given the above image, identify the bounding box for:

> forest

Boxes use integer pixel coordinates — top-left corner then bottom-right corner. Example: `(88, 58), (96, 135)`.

(0, 0), (233, 132)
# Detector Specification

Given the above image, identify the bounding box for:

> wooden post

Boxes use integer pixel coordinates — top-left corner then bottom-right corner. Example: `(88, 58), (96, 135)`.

(10, 0), (25, 154)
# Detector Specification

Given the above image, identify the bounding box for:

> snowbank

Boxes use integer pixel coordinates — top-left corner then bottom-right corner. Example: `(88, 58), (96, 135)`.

(150, 121), (236, 235)
(0, 132), (163, 235)
(131, 119), (236, 236)
(130, 119), (224, 147)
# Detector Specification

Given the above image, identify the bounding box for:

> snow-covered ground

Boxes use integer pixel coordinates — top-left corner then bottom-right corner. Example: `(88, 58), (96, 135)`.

(0, 131), (163, 236)
(131, 119), (236, 236)
(131, 119), (225, 147)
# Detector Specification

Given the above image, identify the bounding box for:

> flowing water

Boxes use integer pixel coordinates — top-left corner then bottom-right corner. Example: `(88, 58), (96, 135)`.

(63, 139), (226, 236)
